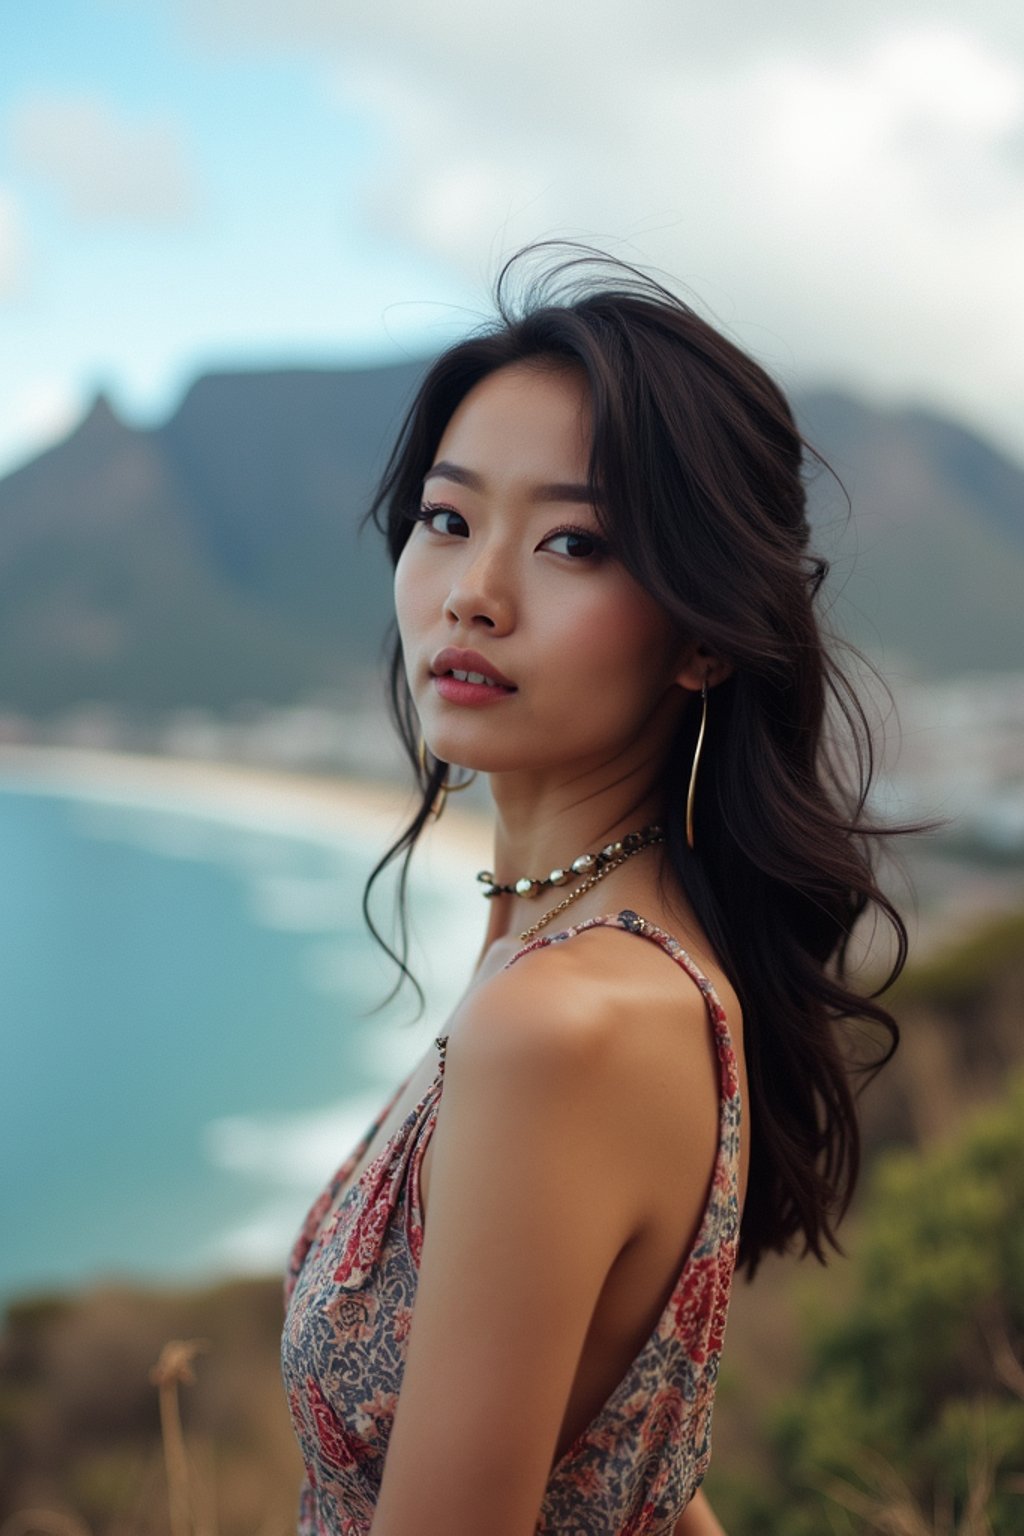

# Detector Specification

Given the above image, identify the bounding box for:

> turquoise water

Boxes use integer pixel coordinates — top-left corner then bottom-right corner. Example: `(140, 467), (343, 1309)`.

(0, 774), (480, 1304)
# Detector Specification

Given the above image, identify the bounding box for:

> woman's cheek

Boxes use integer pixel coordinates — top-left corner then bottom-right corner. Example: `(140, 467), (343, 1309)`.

(393, 544), (426, 642)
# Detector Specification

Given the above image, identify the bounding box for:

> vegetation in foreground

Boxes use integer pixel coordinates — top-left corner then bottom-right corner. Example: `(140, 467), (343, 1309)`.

(3, 910), (1023, 1534)
(706, 1071), (1024, 1534)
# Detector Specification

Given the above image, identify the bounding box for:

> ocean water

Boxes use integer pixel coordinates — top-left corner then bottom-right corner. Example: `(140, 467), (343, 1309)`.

(0, 770), (484, 1304)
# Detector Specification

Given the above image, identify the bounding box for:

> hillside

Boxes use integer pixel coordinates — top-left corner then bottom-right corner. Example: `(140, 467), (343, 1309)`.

(0, 363), (1021, 721)
(2, 904), (1022, 1533)
(801, 392), (1024, 675)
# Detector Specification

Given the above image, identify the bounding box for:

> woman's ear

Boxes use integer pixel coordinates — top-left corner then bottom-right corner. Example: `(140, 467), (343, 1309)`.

(674, 644), (734, 692)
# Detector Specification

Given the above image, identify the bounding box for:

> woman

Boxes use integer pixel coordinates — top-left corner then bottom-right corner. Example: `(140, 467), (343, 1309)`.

(281, 247), (907, 1535)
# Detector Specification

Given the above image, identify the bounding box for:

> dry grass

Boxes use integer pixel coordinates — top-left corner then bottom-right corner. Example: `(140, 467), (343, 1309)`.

(4, 1336), (291, 1536)
(0, 1512), (94, 1536)
(823, 1442), (996, 1536)
(6, 1331), (1016, 1536)
(148, 1341), (212, 1536)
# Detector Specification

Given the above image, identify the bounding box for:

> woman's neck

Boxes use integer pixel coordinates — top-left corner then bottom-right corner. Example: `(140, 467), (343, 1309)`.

(478, 773), (669, 951)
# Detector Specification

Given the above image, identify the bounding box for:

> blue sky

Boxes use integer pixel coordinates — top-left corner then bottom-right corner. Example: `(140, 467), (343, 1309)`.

(2, 0), (1023, 474)
(0, 0), (472, 470)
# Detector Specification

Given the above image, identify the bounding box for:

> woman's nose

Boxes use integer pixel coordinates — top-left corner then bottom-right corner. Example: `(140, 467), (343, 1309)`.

(444, 548), (514, 632)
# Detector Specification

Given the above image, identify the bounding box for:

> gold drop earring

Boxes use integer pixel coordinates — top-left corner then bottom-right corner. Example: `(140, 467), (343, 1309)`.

(685, 679), (708, 851)
(417, 737), (478, 820)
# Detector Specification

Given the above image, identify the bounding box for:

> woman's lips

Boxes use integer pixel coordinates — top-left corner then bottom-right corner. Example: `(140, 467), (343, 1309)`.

(431, 647), (517, 689)
(433, 674), (517, 706)
(429, 647), (518, 706)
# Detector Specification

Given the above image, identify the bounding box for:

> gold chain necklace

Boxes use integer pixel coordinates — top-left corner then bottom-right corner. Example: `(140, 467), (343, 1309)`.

(517, 828), (665, 942)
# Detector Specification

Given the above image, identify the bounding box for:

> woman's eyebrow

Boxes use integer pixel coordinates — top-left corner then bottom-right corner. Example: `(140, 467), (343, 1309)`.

(423, 459), (595, 504)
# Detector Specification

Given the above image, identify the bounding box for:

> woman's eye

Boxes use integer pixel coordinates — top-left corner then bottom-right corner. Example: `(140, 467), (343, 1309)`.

(541, 527), (606, 560)
(417, 503), (468, 536)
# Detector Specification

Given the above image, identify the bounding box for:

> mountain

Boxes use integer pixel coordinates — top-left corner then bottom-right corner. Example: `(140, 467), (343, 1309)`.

(0, 363), (425, 718)
(0, 362), (1021, 722)
(799, 392), (1024, 676)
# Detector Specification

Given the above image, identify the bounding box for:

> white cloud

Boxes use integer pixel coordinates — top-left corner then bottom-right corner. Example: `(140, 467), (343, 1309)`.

(336, 20), (1024, 454)
(181, 0), (348, 49)
(0, 188), (27, 296)
(172, 4), (1024, 453)
(0, 377), (82, 478)
(11, 95), (198, 225)
(184, 0), (1024, 64)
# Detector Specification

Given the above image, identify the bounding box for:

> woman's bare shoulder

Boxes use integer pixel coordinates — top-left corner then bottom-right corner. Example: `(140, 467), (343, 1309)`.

(449, 915), (722, 1103)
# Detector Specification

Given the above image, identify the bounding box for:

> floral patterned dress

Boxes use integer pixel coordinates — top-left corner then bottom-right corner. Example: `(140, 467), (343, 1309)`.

(281, 910), (742, 1535)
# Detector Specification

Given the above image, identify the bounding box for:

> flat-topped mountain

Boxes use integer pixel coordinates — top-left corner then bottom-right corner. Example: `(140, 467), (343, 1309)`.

(0, 361), (1020, 720)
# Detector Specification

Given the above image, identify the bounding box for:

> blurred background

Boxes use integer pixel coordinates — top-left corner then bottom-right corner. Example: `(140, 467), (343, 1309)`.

(1, 2), (1022, 1532)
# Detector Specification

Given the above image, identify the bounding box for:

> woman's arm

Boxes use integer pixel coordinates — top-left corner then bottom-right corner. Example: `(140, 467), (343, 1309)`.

(366, 943), (707, 1536)
(674, 1489), (728, 1535)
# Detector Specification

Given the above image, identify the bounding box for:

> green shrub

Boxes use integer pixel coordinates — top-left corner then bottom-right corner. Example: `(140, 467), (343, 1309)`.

(760, 1072), (1024, 1533)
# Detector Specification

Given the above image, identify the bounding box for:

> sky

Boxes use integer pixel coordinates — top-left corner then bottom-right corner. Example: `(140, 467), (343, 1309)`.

(2, 0), (1023, 476)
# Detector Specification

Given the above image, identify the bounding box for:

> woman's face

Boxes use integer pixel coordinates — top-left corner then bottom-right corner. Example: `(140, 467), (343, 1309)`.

(394, 360), (692, 778)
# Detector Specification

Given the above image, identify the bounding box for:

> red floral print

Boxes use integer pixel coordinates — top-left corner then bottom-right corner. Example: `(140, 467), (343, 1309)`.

(307, 1377), (361, 1473)
(282, 910), (742, 1535)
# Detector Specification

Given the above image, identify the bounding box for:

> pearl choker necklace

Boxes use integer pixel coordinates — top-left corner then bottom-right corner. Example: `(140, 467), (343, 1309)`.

(476, 825), (666, 942)
(477, 824), (664, 899)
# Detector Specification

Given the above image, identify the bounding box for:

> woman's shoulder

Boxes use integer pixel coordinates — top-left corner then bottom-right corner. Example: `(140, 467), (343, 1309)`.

(449, 911), (727, 1103)
(434, 909), (741, 1250)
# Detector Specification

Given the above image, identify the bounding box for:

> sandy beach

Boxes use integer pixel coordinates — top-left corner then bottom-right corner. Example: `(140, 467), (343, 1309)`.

(3, 742), (1018, 962)
(0, 742), (494, 873)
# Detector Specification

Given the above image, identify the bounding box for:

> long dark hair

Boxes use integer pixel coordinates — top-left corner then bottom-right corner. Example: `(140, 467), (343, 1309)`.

(361, 244), (910, 1279)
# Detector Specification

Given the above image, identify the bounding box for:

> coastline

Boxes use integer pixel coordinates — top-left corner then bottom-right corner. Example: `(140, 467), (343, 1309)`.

(4, 742), (1021, 958)
(0, 741), (495, 1303)
(0, 742), (494, 870)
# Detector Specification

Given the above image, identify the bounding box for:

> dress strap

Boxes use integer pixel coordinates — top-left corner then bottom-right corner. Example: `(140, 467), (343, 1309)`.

(504, 907), (737, 1081)
(505, 907), (715, 989)
(443, 909), (737, 1102)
